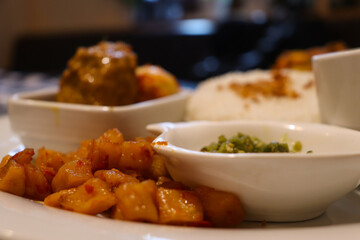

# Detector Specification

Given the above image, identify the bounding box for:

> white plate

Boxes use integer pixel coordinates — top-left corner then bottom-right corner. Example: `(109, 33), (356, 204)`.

(1, 115), (360, 240)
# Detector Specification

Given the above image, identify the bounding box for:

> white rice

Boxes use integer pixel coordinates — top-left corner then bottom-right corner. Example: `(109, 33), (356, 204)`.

(185, 69), (320, 122)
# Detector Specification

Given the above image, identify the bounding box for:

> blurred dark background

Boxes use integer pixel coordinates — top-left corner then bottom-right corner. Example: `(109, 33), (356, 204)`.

(1, 0), (360, 81)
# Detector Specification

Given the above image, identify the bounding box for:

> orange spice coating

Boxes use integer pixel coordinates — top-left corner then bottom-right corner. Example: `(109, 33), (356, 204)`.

(135, 64), (180, 102)
(228, 70), (299, 102)
(0, 129), (245, 228)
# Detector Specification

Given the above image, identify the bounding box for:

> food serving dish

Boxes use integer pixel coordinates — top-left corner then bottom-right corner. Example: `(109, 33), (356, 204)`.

(313, 48), (360, 130)
(148, 120), (360, 222)
(8, 87), (191, 152)
(2, 117), (360, 239)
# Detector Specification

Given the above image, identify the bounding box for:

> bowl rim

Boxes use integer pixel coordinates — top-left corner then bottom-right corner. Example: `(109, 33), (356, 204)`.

(9, 86), (192, 112)
(149, 120), (360, 160)
(312, 48), (360, 62)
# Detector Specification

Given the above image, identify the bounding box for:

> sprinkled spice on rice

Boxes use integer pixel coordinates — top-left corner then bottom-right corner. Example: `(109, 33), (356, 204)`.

(185, 69), (319, 122)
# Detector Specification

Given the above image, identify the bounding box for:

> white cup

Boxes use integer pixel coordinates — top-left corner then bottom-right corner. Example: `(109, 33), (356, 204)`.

(313, 48), (360, 130)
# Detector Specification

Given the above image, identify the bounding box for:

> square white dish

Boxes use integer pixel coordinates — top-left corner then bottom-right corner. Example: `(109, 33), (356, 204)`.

(8, 87), (191, 152)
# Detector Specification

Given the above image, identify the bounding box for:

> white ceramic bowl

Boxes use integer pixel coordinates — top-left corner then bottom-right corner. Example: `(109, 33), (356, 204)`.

(313, 48), (360, 130)
(147, 120), (360, 222)
(8, 87), (191, 152)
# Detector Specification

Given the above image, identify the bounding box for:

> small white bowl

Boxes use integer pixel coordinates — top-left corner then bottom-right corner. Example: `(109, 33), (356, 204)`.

(147, 120), (360, 222)
(8, 87), (191, 152)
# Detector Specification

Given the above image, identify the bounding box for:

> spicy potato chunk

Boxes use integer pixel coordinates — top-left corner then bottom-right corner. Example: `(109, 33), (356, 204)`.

(69, 131), (153, 175)
(71, 129), (124, 171)
(78, 140), (115, 171)
(67, 140), (93, 161)
(112, 180), (158, 223)
(35, 147), (66, 183)
(10, 148), (34, 165)
(94, 169), (139, 189)
(98, 128), (125, 144)
(156, 187), (203, 225)
(91, 140), (123, 171)
(0, 148), (50, 199)
(91, 128), (124, 171)
(156, 176), (187, 190)
(194, 186), (245, 227)
(51, 159), (93, 192)
(149, 154), (169, 180)
(44, 178), (116, 215)
(0, 155), (11, 168)
(0, 159), (26, 196)
(0, 148), (35, 196)
(119, 140), (153, 174)
(24, 164), (52, 200)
